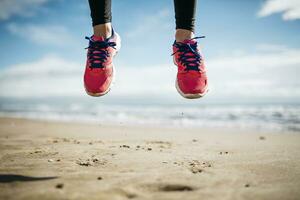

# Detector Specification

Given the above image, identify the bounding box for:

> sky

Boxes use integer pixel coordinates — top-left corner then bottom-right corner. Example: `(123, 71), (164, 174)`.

(0, 0), (300, 104)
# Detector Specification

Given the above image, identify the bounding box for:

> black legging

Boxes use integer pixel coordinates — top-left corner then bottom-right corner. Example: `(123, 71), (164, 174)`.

(88, 0), (197, 32)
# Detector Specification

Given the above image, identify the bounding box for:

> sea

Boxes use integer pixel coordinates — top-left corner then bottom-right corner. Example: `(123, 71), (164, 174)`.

(0, 97), (299, 133)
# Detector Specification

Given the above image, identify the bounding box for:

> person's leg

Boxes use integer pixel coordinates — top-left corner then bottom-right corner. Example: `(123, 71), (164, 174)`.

(172, 0), (208, 99)
(84, 0), (121, 97)
(88, 0), (112, 38)
(174, 0), (197, 42)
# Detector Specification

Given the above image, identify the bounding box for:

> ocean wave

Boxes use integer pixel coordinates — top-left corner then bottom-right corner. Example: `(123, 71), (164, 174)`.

(0, 102), (299, 132)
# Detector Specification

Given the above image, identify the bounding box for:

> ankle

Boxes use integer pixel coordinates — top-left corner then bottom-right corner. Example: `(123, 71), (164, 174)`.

(175, 29), (194, 42)
(93, 23), (112, 38)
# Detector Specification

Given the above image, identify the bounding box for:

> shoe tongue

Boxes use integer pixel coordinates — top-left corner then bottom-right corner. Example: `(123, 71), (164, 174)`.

(92, 35), (105, 42)
(182, 39), (196, 45)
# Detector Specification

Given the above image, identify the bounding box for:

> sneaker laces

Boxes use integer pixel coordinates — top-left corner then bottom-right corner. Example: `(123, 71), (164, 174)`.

(85, 36), (116, 68)
(172, 36), (205, 71)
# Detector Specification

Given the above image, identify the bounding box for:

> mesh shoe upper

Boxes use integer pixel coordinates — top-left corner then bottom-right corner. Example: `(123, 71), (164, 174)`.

(172, 37), (208, 96)
(84, 30), (120, 95)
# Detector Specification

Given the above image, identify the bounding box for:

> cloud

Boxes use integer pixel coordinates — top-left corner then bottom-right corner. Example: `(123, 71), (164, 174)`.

(207, 45), (300, 98)
(0, 54), (175, 98)
(0, 0), (53, 20)
(258, 0), (300, 20)
(0, 55), (83, 98)
(0, 45), (300, 101)
(6, 23), (76, 47)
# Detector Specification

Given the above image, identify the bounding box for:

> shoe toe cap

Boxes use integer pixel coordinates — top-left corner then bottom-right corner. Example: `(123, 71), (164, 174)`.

(84, 70), (113, 94)
(177, 74), (207, 94)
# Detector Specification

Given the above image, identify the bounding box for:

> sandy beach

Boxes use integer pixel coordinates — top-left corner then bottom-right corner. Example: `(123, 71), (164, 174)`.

(0, 117), (300, 200)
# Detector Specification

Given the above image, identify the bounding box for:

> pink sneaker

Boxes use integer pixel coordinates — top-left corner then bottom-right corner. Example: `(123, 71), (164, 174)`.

(84, 29), (121, 97)
(172, 36), (208, 99)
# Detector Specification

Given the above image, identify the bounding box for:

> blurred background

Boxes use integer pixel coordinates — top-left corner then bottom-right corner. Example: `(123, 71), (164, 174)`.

(0, 0), (299, 132)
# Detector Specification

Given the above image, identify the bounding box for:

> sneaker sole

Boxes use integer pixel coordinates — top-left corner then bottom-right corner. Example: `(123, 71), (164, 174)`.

(84, 32), (121, 97)
(175, 78), (209, 99)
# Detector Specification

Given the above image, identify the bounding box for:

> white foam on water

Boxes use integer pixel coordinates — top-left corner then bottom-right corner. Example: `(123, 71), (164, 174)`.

(0, 101), (299, 133)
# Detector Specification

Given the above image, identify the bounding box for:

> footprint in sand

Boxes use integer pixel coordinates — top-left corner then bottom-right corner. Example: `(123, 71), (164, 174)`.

(159, 184), (194, 192)
(141, 183), (195, 193)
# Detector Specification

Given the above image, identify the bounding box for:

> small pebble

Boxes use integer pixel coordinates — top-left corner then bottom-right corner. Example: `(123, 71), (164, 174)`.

(56, 183), (64, 189)
(63, 138), (70, 142)
(48, 159), (54, 162)
(77, 161), (92, 166)
(126, 194), (137, 199)
(259, 136), (266, 140)
(191, 168), (203, 174)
